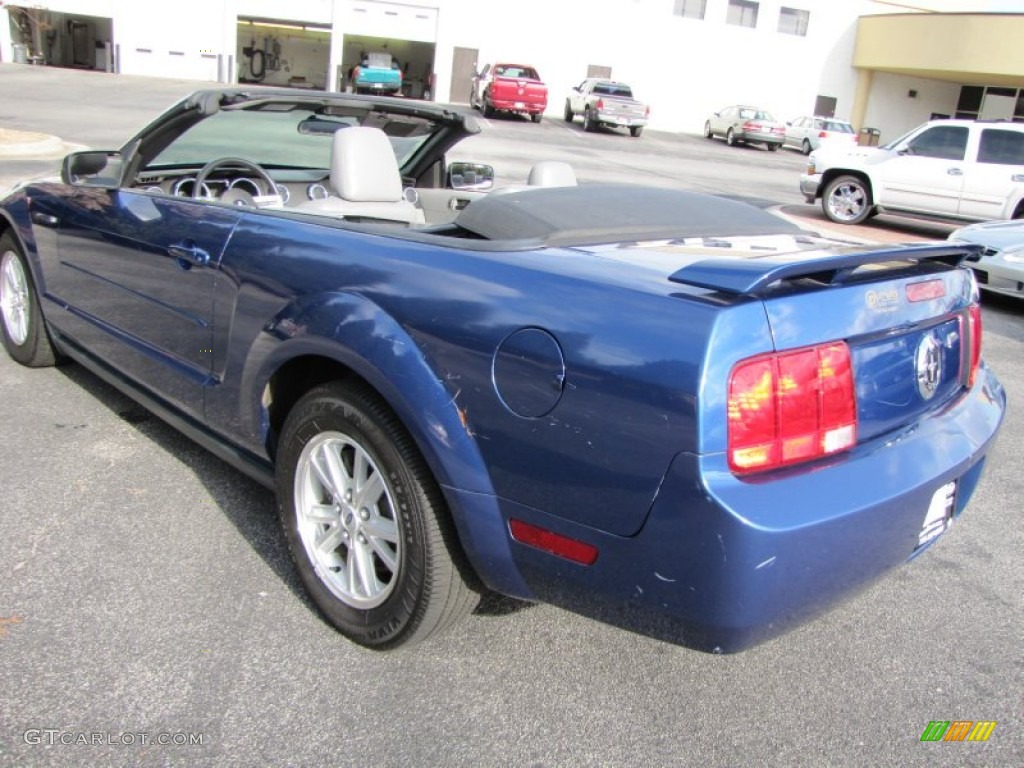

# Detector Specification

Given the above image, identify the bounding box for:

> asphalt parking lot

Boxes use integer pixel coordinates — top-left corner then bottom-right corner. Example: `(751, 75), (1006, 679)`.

(0, 65), (1021, 767)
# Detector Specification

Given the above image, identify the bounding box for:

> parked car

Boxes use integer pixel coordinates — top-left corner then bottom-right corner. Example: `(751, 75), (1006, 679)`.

(351, 52), (402, 95)
(470, 63), (547, 122)
(784, 116), (858, 155)
(563, 78), (649, 137)
(948, 219), (1024, 299)
(704, 105), (785, 150)
(0, 88), (1005, 653)
(801, 118), (1024, 225)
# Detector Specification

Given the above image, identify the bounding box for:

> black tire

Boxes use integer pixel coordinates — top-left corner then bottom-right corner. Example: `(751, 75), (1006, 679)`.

(767, 143), (779, 152)
(726, 128), (737, 146)
(276, 381), (478, 649)
(802, 138), (812, 155)
(0, 232), (58, 367)
(629, 125), (643, 138)
(482, 92), (495, 118)
(531, 113), (542, 124)
(821, 174), (874, 225)
(583, 107), (596, 132)
(563, 100), (574, 122)
(704, 121), (713, 139)
(469, 89), (477, 110)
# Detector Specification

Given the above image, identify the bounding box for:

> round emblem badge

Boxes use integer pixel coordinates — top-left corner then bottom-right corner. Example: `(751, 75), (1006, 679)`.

(915, 334), (942, 401)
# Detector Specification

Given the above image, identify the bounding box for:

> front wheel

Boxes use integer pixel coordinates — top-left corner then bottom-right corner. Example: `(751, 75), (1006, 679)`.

(276, 382), (478, 649)
(0, 232), (58, 367)
(629, 125), (643, 138)
(822, 174), (874, 224)
(704, 121), (713, 139)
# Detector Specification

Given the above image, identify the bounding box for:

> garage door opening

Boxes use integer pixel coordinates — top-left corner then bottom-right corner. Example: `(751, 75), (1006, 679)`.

(7, 6), (113, 70)
(340, 35), (436, 99)
(237, 18), (331, 90)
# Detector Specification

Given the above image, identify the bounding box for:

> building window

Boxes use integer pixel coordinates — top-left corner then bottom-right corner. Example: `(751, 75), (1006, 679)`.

(727, 0), (759, 29)
(778, 7), (809, 36)
(673, 0), (707, 19)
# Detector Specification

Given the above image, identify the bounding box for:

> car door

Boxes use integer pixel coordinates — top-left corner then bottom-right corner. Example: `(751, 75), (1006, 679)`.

(54, 187), (242, 416)
(875, 125), (969, 215)
(473, 63), (491, 104)
(958, 126), (1024, 220)
(569, 79), (589, 114)
(711, 106), (733, 136)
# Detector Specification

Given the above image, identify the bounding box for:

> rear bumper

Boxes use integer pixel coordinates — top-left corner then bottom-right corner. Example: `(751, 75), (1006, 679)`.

(459, 365), (1005, 652)
(596, 112), (647, 128)
(741, 130), (784, 145)
(489, 98), (546, 114)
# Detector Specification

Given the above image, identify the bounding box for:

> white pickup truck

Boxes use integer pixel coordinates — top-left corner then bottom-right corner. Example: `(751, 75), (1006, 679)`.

(800, 118), (1024, 225)
(564, 78), (649, 137)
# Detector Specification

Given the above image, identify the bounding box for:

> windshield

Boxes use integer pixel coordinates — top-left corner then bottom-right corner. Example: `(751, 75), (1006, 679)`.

(146, 106), (440, 170)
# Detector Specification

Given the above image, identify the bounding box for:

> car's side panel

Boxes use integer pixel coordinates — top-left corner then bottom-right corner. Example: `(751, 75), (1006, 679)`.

(206, 214), (721, 537)
(45, 188), (243, 415)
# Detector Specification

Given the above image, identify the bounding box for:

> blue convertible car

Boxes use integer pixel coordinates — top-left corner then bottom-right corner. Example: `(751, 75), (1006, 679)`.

(0, 90), (1005, 651)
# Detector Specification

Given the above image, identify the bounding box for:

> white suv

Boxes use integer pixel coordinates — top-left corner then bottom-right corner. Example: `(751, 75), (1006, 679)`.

(799, 119), (1024, 225)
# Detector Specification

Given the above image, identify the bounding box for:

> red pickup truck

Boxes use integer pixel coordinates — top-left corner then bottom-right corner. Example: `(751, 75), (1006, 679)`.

(470, 63), (548, 123)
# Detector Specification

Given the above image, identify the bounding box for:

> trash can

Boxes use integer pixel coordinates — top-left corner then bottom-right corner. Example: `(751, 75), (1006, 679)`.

(12, 44), (28, 65)
(860, 127), (881, 147)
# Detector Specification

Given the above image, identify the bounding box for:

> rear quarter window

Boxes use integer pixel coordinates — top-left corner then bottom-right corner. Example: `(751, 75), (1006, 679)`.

(977, 129), (1024, 165)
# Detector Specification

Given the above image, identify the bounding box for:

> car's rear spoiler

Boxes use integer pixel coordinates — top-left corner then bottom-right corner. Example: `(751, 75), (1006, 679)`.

(668, 243), (981, 297)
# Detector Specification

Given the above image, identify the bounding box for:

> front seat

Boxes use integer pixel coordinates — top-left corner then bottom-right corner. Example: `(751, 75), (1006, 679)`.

(294, 126), (425, 225)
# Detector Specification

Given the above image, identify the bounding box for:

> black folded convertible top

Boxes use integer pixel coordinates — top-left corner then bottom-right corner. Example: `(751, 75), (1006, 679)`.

(453, 184), (802, 246)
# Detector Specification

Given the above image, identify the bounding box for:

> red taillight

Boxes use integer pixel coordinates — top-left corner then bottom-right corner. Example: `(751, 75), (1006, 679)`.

(595, 98), (604, 110)
(818, 130), (828, 138)
(742, 121), (758, 132)
(967, 304), (982, 387)
(509, 519), (599, 565)
(906, 278), (946, 302)
(727, 342), (857, 474)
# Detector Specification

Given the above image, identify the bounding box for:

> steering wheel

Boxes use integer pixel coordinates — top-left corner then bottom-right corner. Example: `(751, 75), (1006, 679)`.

(192, 157), (279, 204)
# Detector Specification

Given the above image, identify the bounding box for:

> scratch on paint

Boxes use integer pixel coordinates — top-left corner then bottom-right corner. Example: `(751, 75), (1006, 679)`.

(717, 534), (726, 563)
(0, 615), (23, 638)
(756, 556), (777, 570)
(654, 572), (676, 583)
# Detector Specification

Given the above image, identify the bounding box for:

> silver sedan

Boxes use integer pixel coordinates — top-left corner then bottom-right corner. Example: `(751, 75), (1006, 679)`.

(948, 220), (1024, 299)
(704, 105), (785, 151)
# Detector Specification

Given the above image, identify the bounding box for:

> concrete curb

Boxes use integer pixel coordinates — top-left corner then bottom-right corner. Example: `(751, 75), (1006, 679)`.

(0, 129), (86, 158)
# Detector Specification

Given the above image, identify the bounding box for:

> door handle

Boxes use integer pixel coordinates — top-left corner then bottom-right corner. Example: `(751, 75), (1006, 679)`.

(946, 168), (963, 176)
(1012, 174), (1024, 183)
(168, 242), (211, 268)
(31, 211), (59, 227)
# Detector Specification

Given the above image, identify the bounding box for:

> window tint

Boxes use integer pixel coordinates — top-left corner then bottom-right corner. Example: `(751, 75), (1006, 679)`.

(673, 0), (707, 18)
(977, 129), (1024, 165)
(727, 0), (759, 28)
(906, 126), (968, 161)
(593, 82), (633, 98)
(823, 121), (854, 134)
(778, 7), (809, 36)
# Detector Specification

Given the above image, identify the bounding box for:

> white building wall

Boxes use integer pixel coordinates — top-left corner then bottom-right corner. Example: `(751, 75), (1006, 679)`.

(0, 0), (995, 137)
(863, 72), (963, 143)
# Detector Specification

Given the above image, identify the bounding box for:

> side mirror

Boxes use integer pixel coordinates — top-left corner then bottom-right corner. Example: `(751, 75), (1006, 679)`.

(448, 162), (494, 191)
(62, 151), (123, 188)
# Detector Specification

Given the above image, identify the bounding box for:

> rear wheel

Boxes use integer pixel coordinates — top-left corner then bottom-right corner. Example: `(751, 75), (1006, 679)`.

(726, 128), (737, 146)
(531, 113), (542, 124)
(629, 125), (643, 138)
(0, 232), (57, 367)
(583, 107), (596, 132)
(482, 92), (495, 118)
(276, 381), (478, 649)
(767, 143), (779, 152)
(563, 100), (574, 122)
(802, 138), (812, 155)
(822, 174), (873, 224)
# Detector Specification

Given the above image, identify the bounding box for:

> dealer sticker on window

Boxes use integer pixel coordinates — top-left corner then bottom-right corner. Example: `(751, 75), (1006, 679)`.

(918, 481), (956, 548)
